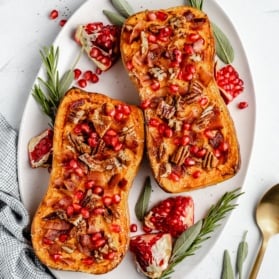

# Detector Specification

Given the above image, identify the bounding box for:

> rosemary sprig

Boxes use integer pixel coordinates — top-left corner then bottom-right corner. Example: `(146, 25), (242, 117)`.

(188, 0), (204, 10)
(159, 188), (243, 279)
(32, 45), (82, 126)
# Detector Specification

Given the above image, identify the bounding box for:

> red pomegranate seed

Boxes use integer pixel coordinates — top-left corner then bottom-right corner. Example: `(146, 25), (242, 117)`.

(59, 19), (67, 27)
(188, 33), (200, 42)
(93, 238), (106, 248)
(81, 208), (90, 219)
(180, 135), (190, 146)
(74, 190), (84, 201)
(90, 47), (100, 58)
(184, 44), (194, 55)
(49, 9), (59, 20)
(168, 171), (180, 182)
(91, 73), (99, 83)
(184, 157), (195, 166)
(148, 34), (157, 43)
(151, 80), (160, 91)
(52, 253), (62, 261)
(95, 67), (103, 75)
(169, 84), (179, 94)
(164, 127), (173, 138)
(130, 223), (138, 232)
(78, 78), (87, 88)
(59, 234), (68, 242)
(92, 185), (104, 196)
(147, 12), (157, 21)
(238, 101), (248, 109)
(103, 196), (113, 206)
(111, 223), (121, 233)
(73, 203), (82, 212)
(112, 194), (121, 204)
(149, 118), (160, 127)
(82, 257), (94, 265)
(104, 251), (116, 260)
(66, 205), (74, 216)
(74, 68), (82, 80)
(83, 70), (93, 81)
(192, 170), (201, 179)
(140, 99), (150, 110)
(156, 11), (168, 21)
(43, 237), (54, 245)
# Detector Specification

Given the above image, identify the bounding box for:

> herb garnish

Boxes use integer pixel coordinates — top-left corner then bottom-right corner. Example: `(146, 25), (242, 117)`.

(32, 45), (82, 126)
(222, 250), (235, 279)
(135, 176), (152, 221)
(159, 188), (243, 279)
(236, 231), (248, 279)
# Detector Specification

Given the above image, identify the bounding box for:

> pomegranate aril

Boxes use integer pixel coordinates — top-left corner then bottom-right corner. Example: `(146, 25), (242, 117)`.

(49, 9), (59, 20)
(52, 253), (62, 262)
(82, 257), (94, 265)
(81, 208), (90, 219)
(74, 68), (82, 80)
(59, 234), (68, 242)
(238, 101), (248, 109)
(91, 73), (99, 83)
(78, 79), (87, 88)
(156, 11), (168, 21)
(104, 251), (116, 260)
(103, 196), (113, 206)
(168, 171), (180, 182)
(43, 237), (54, 245)
(130, 223), (138, 232)
(83, 70), (93, 81)
(92, 185), (104, 196)
(192, 170), (201, 179)
(111, 224), (121, 233)
(112, 194), (121, 204)
(91, 232), (103, 242)
(59, 19), (67, 27)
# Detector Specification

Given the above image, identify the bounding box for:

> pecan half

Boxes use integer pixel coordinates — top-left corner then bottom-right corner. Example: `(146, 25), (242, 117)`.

(170, 146), (190, 166)
(202, 150), (218, 170)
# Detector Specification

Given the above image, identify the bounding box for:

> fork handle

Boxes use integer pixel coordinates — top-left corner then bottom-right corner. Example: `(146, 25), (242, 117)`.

(249, 236), (269, 279)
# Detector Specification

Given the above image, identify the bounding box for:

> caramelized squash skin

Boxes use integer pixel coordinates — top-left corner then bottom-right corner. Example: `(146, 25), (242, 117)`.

(31, 88), (144, 274)
(120, 6), (240, 193)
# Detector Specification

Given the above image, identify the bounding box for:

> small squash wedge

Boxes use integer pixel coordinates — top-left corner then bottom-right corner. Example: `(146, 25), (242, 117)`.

(120, 6), (240, 193)
(31, 87), (144, 274)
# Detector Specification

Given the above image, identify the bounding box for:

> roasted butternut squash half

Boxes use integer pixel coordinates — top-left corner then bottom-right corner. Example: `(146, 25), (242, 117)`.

(120, 6), (240, 193)
(31, 88), (144, 274)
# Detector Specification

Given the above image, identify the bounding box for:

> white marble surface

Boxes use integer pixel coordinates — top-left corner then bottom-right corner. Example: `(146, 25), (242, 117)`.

(1, 0), (279, 278)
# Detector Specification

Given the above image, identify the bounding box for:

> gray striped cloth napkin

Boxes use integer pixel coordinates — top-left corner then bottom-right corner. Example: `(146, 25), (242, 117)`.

(0, 113), (54, 279)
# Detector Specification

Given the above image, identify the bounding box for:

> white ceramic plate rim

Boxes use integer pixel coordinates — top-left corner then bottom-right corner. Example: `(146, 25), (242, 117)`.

(17, 0), (256, 278)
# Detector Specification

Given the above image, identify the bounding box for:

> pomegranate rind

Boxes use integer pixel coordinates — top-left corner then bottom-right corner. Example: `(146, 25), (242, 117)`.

(130, 233), (172, 279)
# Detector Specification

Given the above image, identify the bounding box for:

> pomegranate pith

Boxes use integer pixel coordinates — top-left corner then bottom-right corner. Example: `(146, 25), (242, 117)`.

(130, 233), (172, 279)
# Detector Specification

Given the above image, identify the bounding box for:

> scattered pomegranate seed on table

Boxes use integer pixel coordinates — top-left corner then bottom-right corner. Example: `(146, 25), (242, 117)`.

(59, 19), (67, 27)
(49, 9), (59, 20)
(238, 101), (249, 109)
